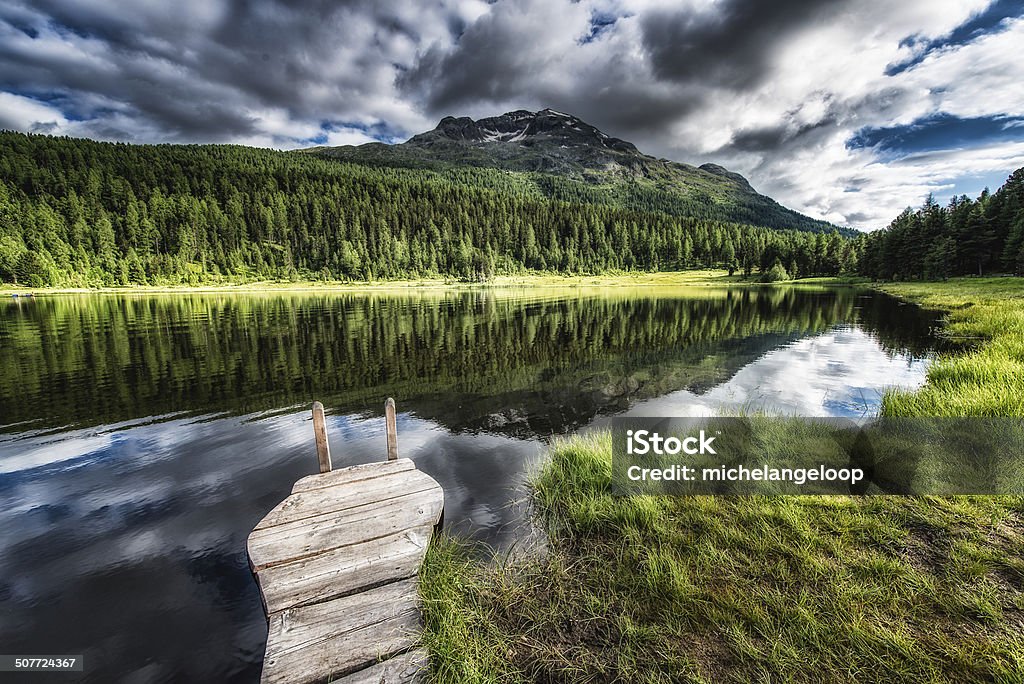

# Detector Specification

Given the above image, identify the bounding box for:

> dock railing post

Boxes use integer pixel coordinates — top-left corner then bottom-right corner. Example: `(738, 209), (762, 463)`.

(312, 401), (332, 473)
(385, 397), (398, 461)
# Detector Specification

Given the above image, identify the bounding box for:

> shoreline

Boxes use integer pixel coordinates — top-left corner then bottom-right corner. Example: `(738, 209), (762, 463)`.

(0, 269), (873, 295)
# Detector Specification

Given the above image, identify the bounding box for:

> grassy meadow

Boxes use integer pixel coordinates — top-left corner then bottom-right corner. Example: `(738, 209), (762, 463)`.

(0, 269), (750, 293)
(419, 276), (1024, 683)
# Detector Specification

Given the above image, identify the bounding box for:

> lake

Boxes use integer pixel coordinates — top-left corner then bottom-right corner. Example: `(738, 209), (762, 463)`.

(0, 285), (943, 682)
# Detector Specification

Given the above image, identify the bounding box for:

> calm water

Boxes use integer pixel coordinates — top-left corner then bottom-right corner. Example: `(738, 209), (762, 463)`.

(0, 286), (943, 682)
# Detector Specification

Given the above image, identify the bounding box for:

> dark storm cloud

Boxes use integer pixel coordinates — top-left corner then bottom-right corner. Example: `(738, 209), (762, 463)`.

(400, 0), (712, 140)
(0, 0), (1022, 227)
(402, 0), (862, 149)
(401, 3), (546, 115)
(729, 115), (840, 153)
(0, 0), (457, 143)
(406, 24), (700, 140)
(639, 0), (850, 89)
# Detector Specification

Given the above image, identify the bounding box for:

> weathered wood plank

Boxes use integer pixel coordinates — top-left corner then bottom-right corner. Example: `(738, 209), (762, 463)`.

(291, 459), (415, 494)
(256, 524), (433, 614)
(312, 402), (332, 473)
(249, 412), (443, 684)
(334, 648), (429, 683)
(256, 468), (439, 531)
(385, 397), (399, 462)
(248, 487), (443, 571)
(261, 578), (421, 684)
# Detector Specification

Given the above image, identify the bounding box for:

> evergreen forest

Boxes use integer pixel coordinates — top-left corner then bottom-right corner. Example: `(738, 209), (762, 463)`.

(0, 133), (854, 286)
(0, 132), (1021, 287)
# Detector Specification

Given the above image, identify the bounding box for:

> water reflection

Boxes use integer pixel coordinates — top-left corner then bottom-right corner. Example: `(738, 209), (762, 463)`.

(0, 410), (543, 683)
(621, 326), (932, 418)
(0, 287), (940, 437)
(0, 286), (942, 683)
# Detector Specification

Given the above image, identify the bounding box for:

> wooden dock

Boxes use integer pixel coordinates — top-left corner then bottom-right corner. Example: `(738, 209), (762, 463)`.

(247, 399), (443, 684)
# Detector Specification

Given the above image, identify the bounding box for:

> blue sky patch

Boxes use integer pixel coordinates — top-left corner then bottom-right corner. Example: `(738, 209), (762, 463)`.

(847, 113), (1024, 157)
(886, 0), (1024, 75)
(295, 120), (401, 146)
(10, 22), (39, 39)
(579, 10), (620, 44)
(936, 168), (1015, 205)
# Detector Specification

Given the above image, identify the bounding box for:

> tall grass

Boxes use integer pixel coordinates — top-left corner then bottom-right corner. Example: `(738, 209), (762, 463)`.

(422, 432), (1024, 682)
(880, 279), (1024, 416)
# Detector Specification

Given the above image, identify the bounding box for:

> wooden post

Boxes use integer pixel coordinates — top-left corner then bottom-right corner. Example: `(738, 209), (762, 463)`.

(385, 397), (398, 461)
(312, 401), (332, 473)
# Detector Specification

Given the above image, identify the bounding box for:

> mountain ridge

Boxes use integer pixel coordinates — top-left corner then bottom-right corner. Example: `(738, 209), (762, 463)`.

(309, 108), (843, 234)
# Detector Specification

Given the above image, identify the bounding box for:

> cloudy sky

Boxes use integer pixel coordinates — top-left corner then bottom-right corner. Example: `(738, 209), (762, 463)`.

(1, 0), (1022, 229)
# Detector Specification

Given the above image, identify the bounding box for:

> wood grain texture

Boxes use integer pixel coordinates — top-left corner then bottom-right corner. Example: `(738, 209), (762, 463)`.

(334, 648), (429, 683)
(248, 486), (442, 571)
(256, 468), (439, 531)
(248, 460), (443, 684)
(261, 579), (420, 684)
(256, 524), (432, 614)
(291, 459), (415, 494)
(385, 397), (398, 462)
(312, 402), (331, 473)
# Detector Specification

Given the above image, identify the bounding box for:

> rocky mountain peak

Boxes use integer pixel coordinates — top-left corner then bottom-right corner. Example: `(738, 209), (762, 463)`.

(410, 109), (639, 154)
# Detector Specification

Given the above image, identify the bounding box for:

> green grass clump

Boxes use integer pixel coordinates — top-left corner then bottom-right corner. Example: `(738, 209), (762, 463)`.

(420, 277), (1024, 682)
(422, 434), (1024, 682)
(879, 278), (1024, 416)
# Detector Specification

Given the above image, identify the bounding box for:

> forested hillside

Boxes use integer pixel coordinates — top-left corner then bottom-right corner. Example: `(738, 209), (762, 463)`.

(0, 132), (855, 287)
(311, 109), (842, 234)
(859, 168), (1024, 279)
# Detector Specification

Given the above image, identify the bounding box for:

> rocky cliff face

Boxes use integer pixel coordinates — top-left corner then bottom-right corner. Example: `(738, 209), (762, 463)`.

(410, 108), (639, 155)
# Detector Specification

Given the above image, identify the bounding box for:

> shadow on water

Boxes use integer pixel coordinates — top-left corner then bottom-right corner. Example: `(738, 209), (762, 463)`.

(0, 286), (944, 682)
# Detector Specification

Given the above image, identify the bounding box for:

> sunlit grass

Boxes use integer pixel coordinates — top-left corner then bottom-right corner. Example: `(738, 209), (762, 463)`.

(422, 433), (1024, 682)
(879, 278), (1024, 417)
(1, 269), (745, 293)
